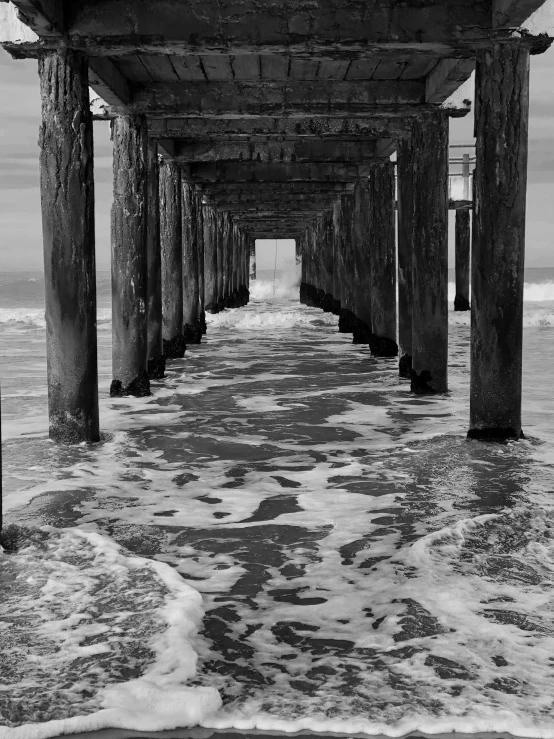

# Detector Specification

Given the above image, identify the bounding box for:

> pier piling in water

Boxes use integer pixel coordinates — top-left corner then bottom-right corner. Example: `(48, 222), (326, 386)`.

(351, 179), (372, 344)
(410, 113), (449, 395)
(39, 50), (100, 441)
(369, 161), (398, 357)
(397, 138), (414, 379)
(160, 159), (185, 359)
(145, 140), (165, 380)
(454, 209), (471, 311)
(469, 40), (531, 441)
(182, 180), (202, 344)
(110, 114), (150, 398)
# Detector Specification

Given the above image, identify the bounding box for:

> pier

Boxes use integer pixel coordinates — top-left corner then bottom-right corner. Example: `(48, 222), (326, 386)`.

(1, 0), (551, 447)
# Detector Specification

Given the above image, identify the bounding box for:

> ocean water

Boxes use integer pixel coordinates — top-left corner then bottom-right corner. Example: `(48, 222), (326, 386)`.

(2, 268), (554, 738)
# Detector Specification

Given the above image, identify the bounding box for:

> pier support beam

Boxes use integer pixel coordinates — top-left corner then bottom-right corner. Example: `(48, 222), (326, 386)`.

(338, 194), (356, 333)
(454, 209), (471, 311)
(111, 114), (150, 398)
(411, 112), (449, 394)
(160, 159), (185, 358)
(196, 193), (206, 333)
(369, 161), (398, 356)
(352, 179), (372, 343)
(204, 206), (218, 313)
(146, 140), (165, 379)
(397, 138), (414, 378)
(216, 213), (225, 311)
(469, 41), (530, 440)
(182, 180), (202, 343)
(39, 50), (99, 441)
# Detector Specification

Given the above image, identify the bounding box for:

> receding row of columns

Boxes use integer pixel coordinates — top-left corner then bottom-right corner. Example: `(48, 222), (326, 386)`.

(39, 50), (250, 443)
(299, 39), (531, 440)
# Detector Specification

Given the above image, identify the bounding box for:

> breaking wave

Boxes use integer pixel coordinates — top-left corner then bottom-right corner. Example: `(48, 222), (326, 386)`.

(0, 309), (112, 329)
(448, 281), (554, 303)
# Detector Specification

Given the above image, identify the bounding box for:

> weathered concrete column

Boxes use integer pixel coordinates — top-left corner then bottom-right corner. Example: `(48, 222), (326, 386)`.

(299, 231), (308, 303)
(160, 159), (185, 358)
(454, 209), (471, 311)
(321, 210), (334, 311)
(182, 180), (201, 344)
(224, 214), (233, 307)
(204, 206), (218, 313)
(146, 142), (165, 380)
(216, 212), (225, 311)
(352, 179), (372, 343)
(242, 232), (250, 303)
(39, 50), (99, 440)
(397, 138), (414, 378)
(411, 112), (449, 393)
(338, 194), (356, 333)
(111, 114), (150, 398)
(469, 41), (530, 440)
(195, 193), (206, 334)
(332, 200), (343, 315)
(369, 161), (398, 356)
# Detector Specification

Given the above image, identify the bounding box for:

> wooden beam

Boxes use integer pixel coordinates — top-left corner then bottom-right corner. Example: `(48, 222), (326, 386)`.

(493, 0), (550, 28)
(148, 116), (414, 139)
(88, 57), (131, 106)
(186, 162), (371, 183)
(425, 58), (475, 103)
(60, 0), (492, 48)
(8, 0), (63, 34)
(174, 139), (380, 164)
(130, 80), (425, 116)
(200, 182), (355, 193)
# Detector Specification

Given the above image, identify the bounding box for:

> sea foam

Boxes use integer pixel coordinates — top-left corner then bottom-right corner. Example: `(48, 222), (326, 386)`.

(0, 527), (221, 739)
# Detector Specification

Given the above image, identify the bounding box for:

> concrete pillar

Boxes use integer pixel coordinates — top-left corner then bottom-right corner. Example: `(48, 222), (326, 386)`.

(216, 213), (225, 311)
(454, 209), (471, 311)
(39, 50), (99, 440)
(146, 142), (165, 380)
(224, 214), (233, 306)
(338, 194), (356, 333)
(321, 211), (334, 311)
(469, 41), (530, 440)
(110, 114), (150, 398)
(242, 233), (250, 303)
(182, 180), (201, 343)
(332, 200), (342, 315)
(369, 161), (398, 357)
(160, 159), (185, 358)
(411, 112), (449, 393)
(249, 239), (256, 280)
(196, 193), (207, 334)
(204, 206), (217, 313)
(298, 231), (308, 305)
(397, 138), (414, 378)
(352, 179), (372, 343)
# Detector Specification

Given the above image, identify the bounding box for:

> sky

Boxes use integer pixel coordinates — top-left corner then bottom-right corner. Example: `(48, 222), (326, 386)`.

(1, 46), (554, 272)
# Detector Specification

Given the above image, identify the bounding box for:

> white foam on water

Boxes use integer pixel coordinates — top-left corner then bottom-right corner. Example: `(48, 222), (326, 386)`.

(0, 309), (112, 329)
(0, 527), (221, 739)
(4, 293), (554, 737)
